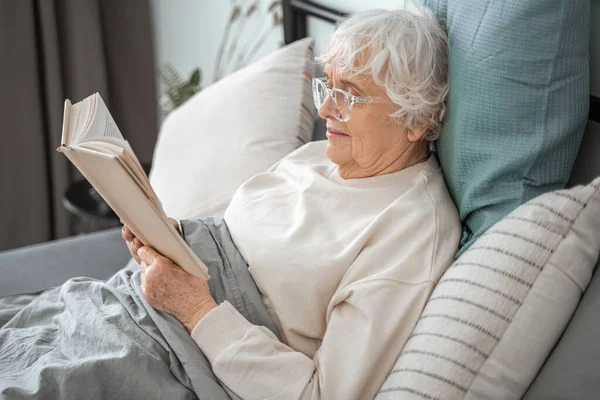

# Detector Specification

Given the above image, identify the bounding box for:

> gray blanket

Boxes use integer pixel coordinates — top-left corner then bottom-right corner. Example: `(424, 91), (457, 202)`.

(0, 218), (279, 400)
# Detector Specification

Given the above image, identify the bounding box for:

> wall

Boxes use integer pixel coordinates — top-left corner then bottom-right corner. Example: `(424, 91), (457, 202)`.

(151, 0), (406, 92)
(152, 0), (284, 89)
(305, 0), (407, 55)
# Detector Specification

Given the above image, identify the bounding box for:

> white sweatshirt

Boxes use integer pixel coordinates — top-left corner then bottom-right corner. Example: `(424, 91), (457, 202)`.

(191, 141), (461, 400)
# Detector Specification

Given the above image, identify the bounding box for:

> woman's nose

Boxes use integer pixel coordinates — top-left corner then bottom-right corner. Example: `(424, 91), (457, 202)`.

(317, 93), (332, 120)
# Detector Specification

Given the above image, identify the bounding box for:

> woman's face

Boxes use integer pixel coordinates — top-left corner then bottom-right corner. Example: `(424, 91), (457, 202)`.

(319, 63), (428, 179)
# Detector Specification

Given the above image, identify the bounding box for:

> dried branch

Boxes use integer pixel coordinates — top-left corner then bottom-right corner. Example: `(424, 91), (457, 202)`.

(213, 4), (243, 82)
(237, 10), (283, 69)
(219, 0), (259, 77)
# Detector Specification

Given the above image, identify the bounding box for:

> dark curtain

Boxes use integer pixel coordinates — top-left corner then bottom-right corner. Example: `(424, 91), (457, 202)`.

(0, 0), (158, 251)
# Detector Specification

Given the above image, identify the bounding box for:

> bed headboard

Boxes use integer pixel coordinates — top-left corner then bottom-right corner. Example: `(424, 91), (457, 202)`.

(592, 96), (600, 123)
(282, 0), (346, 45)
(281, 0), (599, 124)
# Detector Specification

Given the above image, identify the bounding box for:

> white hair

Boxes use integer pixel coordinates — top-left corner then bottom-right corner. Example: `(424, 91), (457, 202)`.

(316, 7), (449, 140)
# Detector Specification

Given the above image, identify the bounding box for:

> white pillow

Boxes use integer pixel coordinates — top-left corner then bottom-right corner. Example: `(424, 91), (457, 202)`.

(377, 177), (600, 400)
(150, 38), (315, 219)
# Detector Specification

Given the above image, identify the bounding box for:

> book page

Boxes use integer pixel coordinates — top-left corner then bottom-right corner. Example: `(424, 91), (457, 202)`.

(65, 93), (124, 144)
(61, 100), (71, 146)
(62, 99), (87, 147)
(61, 146), (210, 280)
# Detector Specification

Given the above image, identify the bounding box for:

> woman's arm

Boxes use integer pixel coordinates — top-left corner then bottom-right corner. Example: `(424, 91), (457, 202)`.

(192, 278), (436, 400)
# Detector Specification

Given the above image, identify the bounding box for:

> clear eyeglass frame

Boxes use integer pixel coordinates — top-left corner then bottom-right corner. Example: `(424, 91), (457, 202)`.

(312, 77), (381, 122)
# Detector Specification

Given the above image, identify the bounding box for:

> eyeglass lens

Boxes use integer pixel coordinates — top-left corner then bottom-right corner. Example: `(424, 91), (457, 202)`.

(314, 80), (350, 121)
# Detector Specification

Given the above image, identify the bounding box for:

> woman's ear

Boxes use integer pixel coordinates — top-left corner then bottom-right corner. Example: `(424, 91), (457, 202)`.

(407, 122), (431, 142)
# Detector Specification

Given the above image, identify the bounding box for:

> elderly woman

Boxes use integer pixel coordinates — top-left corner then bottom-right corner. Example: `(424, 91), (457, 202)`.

(0, 7), (459, 400)
(124, 7), (460, 400)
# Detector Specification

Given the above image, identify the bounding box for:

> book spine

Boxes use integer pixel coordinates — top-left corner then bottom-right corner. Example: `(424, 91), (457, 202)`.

(56, 145), (74, 153)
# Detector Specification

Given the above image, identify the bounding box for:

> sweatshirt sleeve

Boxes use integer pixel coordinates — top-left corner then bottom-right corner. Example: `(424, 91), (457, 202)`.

(191, 279), (435, 400)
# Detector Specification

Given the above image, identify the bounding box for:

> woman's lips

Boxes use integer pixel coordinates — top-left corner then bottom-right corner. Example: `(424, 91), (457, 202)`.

(326, 128), (349, 139)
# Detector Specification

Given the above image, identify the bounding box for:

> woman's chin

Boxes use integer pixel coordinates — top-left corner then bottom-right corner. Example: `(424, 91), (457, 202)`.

(325, 142), (351, 166)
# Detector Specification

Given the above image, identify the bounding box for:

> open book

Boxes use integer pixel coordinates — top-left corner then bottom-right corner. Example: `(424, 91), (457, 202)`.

(57, 93), (210, 280)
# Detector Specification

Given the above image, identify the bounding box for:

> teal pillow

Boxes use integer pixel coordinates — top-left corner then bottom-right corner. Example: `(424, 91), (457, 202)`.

(424, 0), (590, 254)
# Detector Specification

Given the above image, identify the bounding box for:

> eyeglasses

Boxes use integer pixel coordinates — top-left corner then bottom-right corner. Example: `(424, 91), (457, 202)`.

(312, 77), (381, 122)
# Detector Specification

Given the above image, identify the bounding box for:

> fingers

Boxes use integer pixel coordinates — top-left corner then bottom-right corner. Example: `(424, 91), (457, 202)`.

(126, 240), (141, 263)
(137, 246), (161, 266)
(121, 223), (146, 265)
(126, 239), (134, 254)
(121, 224), (134, 242)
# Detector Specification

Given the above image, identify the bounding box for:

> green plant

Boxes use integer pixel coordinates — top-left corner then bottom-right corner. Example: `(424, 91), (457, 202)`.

(159, 63), (202, 113)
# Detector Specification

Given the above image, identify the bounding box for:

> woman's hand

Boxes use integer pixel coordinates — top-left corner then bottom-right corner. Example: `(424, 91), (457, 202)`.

(137, 246), (217, 333)
(121, 218), (181, 264)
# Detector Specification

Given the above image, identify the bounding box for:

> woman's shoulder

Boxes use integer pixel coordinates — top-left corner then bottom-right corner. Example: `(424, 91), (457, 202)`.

(408, 159), (462, 282)
(342, 161), (461, 285)
(419, 156), (459, 221)
(411, 156), (461, 243)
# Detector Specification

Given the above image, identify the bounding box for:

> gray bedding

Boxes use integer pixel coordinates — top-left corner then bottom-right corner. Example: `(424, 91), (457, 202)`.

(0, 218), (278, 400)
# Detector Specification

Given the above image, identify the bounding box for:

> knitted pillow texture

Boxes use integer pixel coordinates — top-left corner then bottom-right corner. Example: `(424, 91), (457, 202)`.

(422, 0), (590, 254)
(377, 177), (600, 399)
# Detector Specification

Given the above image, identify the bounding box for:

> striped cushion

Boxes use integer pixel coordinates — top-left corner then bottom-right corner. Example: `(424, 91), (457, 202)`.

(377, 177), (600, 400)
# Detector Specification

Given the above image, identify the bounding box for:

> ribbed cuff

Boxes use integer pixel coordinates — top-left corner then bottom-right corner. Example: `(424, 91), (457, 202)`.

(191, 301), (254, 363)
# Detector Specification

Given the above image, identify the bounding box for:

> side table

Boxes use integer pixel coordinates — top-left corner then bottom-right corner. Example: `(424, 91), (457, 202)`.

(63, 164), (152, 234)
(62, 180), (121, 234)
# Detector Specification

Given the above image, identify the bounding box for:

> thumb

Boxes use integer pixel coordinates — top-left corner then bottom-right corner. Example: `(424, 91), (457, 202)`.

(137, 246), (160, 264)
